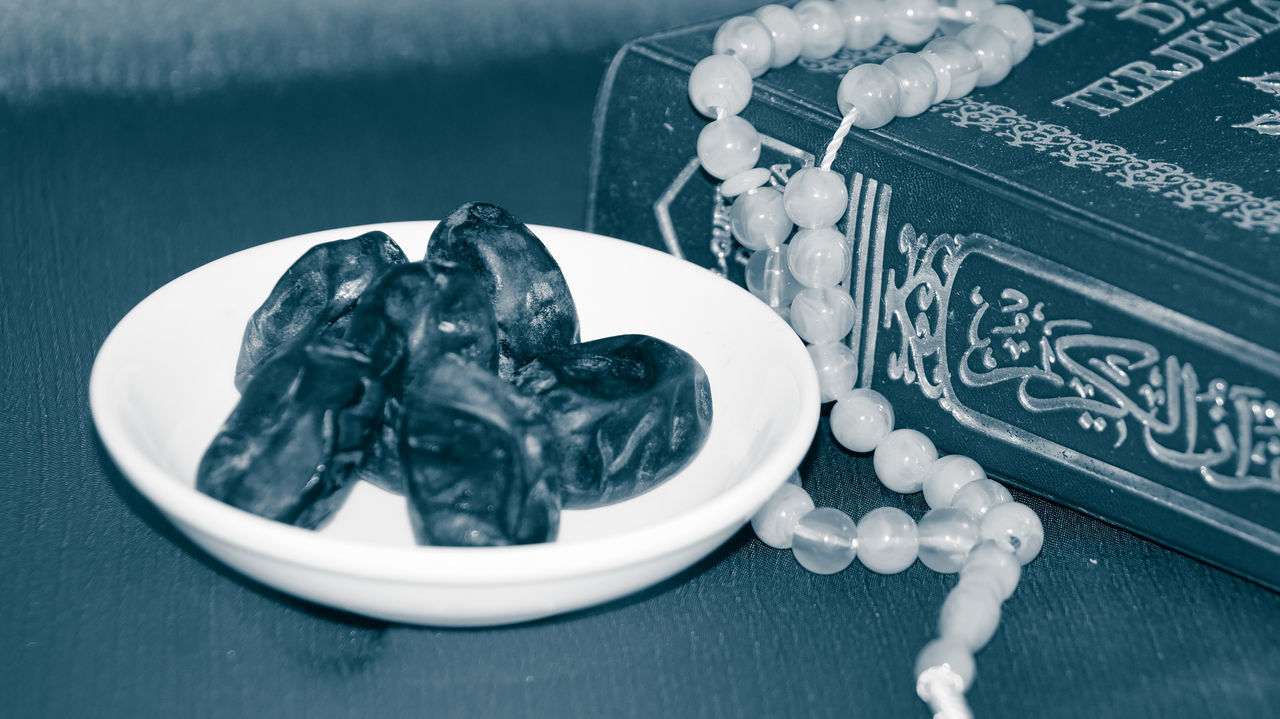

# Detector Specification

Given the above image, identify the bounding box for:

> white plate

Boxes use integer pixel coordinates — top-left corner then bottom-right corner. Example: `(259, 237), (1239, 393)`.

(90, 221), (820, 626)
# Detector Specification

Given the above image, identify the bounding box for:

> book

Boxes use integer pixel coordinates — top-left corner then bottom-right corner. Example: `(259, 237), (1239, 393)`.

(585, 0), (1280, 589)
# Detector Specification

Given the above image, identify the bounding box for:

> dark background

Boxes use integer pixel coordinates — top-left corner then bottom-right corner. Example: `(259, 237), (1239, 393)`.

(2, 3), (1277, 718)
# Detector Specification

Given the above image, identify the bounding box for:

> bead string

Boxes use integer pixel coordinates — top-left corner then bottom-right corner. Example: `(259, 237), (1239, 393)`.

(750, 390), (1042, 719)
(689, 2), (1038, 401)
(917, 666), (974, 719)
(818, 109), (859, 171)
(689, 3), (1042, 717)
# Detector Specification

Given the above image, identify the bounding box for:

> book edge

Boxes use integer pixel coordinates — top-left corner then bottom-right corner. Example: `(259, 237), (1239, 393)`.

(585, 39), (636, 235)
(622, 30), (1280, 302)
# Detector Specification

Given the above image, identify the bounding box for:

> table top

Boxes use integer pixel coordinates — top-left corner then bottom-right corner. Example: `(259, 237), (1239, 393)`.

(3, 50), (1278, 719)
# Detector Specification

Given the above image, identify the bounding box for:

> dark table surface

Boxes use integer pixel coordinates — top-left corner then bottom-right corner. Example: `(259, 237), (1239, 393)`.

(3, 49), (1278, 719)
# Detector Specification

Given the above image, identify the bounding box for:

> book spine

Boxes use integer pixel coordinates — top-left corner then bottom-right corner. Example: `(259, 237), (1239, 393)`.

(587, 41), (1280, 590)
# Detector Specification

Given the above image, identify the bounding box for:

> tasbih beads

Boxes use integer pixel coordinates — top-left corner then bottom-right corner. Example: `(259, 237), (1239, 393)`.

(694, 5), (1041, 715)
(689, 0), (1036, 402)
(751, 388), (1043, 719)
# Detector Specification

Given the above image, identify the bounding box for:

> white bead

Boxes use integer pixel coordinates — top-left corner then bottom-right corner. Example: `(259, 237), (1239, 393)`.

(731, 186), (792, 250)
(873, 428), (937, 493)
(957, 23), (1012, 87)
(940, 0), (995, 35)
(884, 0), (940, 46)
(914, 639), (975, 692)
(783, 168), (848, 228)
(793, 0), (846, 59)
(751, 482), (816, 549)
(917, 507), (980, 573)
(836, 64), (901, 129)
(697, 116), (761, 180)
(955, 572), (1005, 608)
(960, 539), (1021, 600)
(688, 54), (754, 118)
(830, 388), (895, 452)
(792, 507), (859, 574)
(938, 581), (1002, 650)
(918, 46), (949, 102)
(923, 454), (985, 509)
(983, 5), (1036, 63)
(721, 167), (772, 198)
(882, 53), (938, 118)
(950, 477), (1011, 519)
(754, 4), (806, 68)
(979, 501), (1044, 565)
(856, 506), (918, 574)
(714, 16), (774, 78)
(833, 0), (886, 49)
(745, 244), (803, 311)
(920, 36), (980, 100)
(787, 227), (849, 287)
(790, 287), (856, 344)
(807, 342), (858, 402)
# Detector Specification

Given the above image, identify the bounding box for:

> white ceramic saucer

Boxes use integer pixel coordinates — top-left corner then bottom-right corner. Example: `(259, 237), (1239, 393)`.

(90, 221), (819, 626)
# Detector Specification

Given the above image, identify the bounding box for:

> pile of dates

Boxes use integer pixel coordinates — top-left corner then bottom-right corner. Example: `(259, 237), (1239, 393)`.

(197, 203), (713, 546)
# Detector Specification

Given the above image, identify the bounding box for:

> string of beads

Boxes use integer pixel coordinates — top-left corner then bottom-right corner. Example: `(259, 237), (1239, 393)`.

(689, 3), (1043, 717)
(751, 390), (1043, 719)
(689, 0), (1035, 401)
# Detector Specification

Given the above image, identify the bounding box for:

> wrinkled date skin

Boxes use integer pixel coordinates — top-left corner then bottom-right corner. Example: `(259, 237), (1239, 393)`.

(343, 260), (500, 495)
(515, 334), (713, 508)
(426, 202), (579, 379)
(401, 356), (560, 546)
(198, 339), (385, 529)
(234, 231), (407, 392)
(345, 259), (499, 386)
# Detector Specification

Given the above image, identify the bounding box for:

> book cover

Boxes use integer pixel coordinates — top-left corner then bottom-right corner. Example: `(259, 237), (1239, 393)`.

(586, 0), (1280, 588)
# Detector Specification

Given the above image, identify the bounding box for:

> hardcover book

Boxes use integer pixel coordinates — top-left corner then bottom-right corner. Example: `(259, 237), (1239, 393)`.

(586, 0), (1280, 588)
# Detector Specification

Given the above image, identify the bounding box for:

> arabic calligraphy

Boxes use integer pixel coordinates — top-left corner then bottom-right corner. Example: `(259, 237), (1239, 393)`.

(882, 224), (1280, 493)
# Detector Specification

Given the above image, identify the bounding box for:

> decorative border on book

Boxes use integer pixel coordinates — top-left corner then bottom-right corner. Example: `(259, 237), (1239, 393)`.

(932, 99), (1280, 235)
(797, 43), (908, 73)
(653, 134), (815, 274)
(870, 224), (1280, 493)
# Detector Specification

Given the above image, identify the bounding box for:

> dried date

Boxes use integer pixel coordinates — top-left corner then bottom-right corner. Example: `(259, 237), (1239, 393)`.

(514, 334), (713, 508)
(426, 202), (578, 379)
(235, 231), (406, 391)
(342, 260), (500, 495)
(198, 339), (384, 528)
(401, 355), (560, 546)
